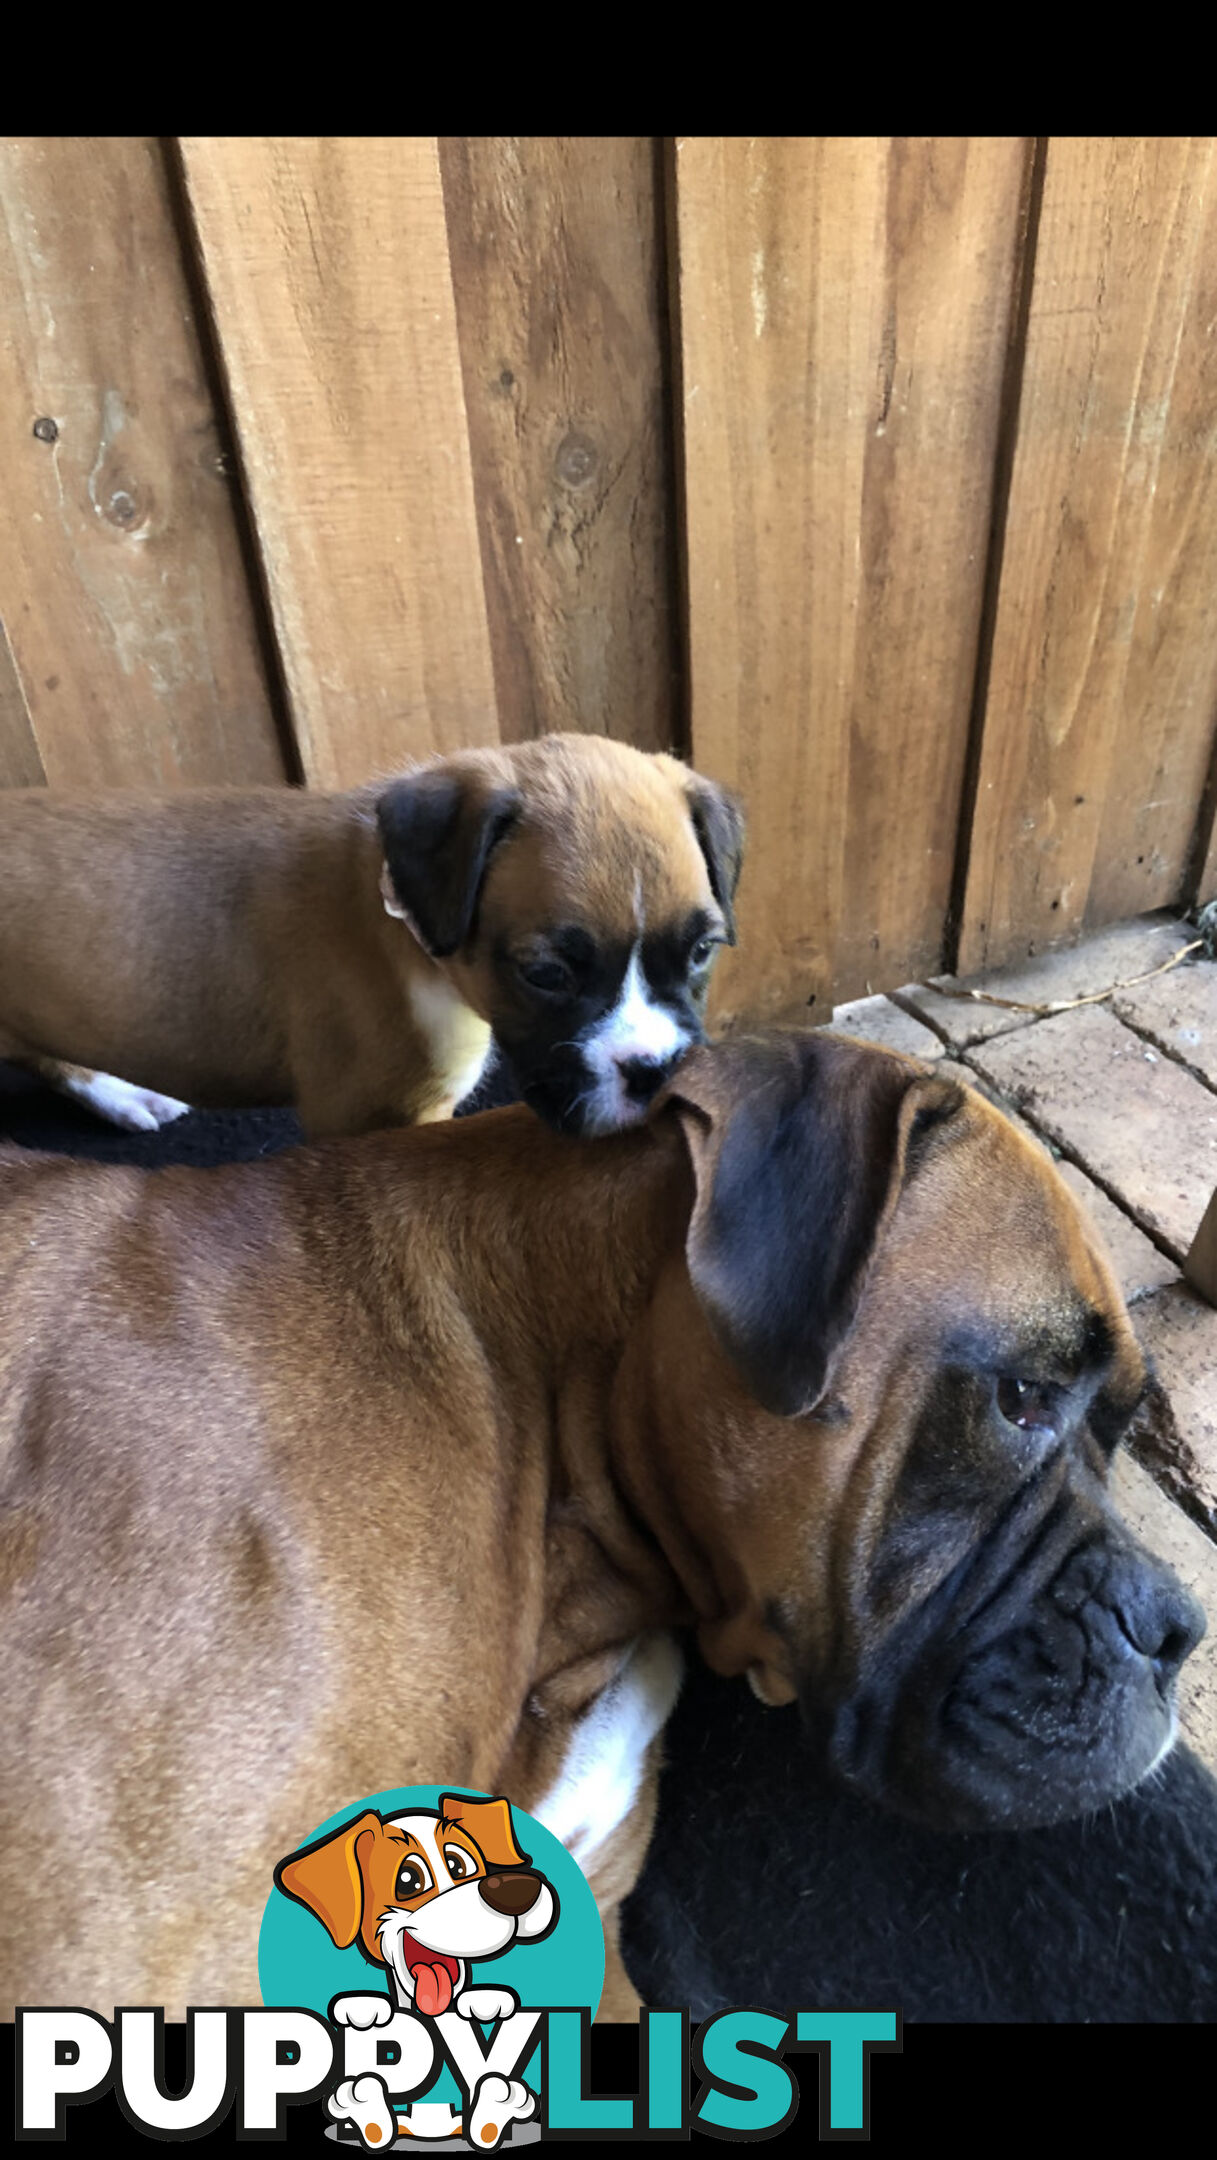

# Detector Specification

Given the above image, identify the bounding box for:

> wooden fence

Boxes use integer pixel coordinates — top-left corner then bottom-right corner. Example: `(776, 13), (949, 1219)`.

(2, 138), (1216, 1023)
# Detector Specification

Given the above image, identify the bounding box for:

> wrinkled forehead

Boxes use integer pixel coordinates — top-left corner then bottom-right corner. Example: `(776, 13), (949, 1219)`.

(484, 775), (715, 941)
(864, 1091), (1144, 1390)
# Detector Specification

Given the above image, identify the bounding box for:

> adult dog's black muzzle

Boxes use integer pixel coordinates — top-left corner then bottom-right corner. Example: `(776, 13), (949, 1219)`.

(817, 1499), (1205, 1833)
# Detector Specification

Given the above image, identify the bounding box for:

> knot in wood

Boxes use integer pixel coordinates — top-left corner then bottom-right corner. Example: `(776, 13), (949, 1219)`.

(555, 431), (598, 488)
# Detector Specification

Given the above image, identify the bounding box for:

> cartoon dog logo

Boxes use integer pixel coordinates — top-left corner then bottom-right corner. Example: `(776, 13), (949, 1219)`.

(275, 1792), (557, 2148)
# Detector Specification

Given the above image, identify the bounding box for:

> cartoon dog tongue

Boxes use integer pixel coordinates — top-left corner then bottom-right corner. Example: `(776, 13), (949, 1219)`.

(412, 1954), (457, 2017)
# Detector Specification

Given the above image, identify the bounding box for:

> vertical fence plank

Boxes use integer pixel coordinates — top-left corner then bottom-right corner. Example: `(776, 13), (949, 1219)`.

(0, 137), (286, 790)
(675, 137), (1027, 1022)
(179, 137), (498, 788)
(960, 137), (1217, 974)
(440, 138), (677, 752)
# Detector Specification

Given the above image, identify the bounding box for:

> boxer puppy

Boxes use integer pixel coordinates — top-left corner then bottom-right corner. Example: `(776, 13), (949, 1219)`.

(0, 1032), (1202, 2022)
(0, 733), (742, 1137)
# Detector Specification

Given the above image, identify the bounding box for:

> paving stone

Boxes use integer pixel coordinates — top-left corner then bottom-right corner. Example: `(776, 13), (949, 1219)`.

(1131, 1282), (1217, 1527)
(1112, 954), (1217, 1091)
(969, 1004), (1217, 1261)
(824, 994), (943, 1061)
(1110, 1451), (1217, 1776)
(1053, 1165), (1180, 1307)
(937, 1060), (1179, 1306)
(899, 913), (1194, 1049)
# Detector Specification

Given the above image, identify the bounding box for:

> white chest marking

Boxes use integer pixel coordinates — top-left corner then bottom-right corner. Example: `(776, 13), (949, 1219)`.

(531, 1633), (684, 1871)
(409, 971), (492, 1104)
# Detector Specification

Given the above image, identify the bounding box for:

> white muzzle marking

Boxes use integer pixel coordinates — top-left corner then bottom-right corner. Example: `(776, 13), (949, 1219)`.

(577, 949), (690, 1134)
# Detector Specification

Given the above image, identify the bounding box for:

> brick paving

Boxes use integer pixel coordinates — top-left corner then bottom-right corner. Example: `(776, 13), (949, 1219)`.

(824, 914), (1217, 1772)
(969, 1003), (1217, 1263)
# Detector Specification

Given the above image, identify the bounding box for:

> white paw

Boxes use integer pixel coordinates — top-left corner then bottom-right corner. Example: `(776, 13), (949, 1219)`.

(61, 1069), (191, 1132)
(468, 2073), (536, 2151)
(330, 1993), (394, 2030)
(456, 1985), (519, 2023)
(327, 2072), (395, 2149)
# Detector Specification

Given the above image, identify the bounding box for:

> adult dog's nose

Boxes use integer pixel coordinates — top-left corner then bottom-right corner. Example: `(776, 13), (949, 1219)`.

(1114, 1562), (1206, 1682)
(479, 1871), (543, 1916)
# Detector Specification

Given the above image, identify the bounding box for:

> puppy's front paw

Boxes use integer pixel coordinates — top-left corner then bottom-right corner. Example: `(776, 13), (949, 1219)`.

(327, 2072), (395, 2149)
(330, 1993), (394, 2030)
(468, 2072), (536, 2151)
(456, 1985), (519, 2023)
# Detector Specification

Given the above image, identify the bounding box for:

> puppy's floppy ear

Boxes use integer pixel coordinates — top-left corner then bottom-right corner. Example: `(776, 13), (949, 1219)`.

(659, 1034), (963, 1418)
(439, 1792), (528, 1870)
(683, 772), (745, 944)
(377, 761), (522, 958)
(274, 1809), (384, 1950)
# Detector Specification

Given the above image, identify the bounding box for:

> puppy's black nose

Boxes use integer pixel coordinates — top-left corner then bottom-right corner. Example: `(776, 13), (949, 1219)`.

(617, 1056), (676, 1105)
(480, 1870), (542, 1916)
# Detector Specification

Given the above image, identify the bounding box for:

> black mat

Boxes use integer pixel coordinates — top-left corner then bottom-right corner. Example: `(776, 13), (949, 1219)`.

(3, 1060), (1216, 2023)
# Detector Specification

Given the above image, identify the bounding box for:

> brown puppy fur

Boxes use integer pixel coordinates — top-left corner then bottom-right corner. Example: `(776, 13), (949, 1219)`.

(0, 1033), (1202, 2022)
(0, 735), (741, 1137)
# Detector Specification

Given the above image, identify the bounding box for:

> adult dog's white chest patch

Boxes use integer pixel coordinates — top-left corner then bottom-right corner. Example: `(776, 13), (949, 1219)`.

(532, 1633), (684, 1871)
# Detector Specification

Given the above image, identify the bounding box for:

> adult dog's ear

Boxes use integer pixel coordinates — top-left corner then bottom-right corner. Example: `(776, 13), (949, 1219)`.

(274, 1809), (384, 1950)
(659, 1034), (963, 1417)
(377, 761), (522, 958)
(683, 773), (745, 943)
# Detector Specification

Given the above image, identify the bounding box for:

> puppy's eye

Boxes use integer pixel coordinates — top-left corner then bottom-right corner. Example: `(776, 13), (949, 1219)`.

(997, 1376), (1064, 1438)
(516, 956), (575, 998)
(395, 1857), (433, 1898)
(689, 937), (716, 969)
(443, 1844), (476, 1881)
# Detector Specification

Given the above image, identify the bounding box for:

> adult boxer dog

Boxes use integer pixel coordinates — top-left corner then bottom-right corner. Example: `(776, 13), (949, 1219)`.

(0, 734), (742, 1137)
(0, 1031), (1203, 2021)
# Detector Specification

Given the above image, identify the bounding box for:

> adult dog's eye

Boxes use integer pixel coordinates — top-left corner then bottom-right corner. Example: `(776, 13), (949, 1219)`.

(443, 1845), (476, 1881)
(997, 1376), (1064, 1437)
(395, 1857), (433, 1898)
(516, 956), (574, 997)
(689, 936), (716, 969)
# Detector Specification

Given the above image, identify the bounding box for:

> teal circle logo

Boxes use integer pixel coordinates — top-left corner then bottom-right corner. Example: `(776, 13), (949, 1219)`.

(259, 1784), (603, 2122)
